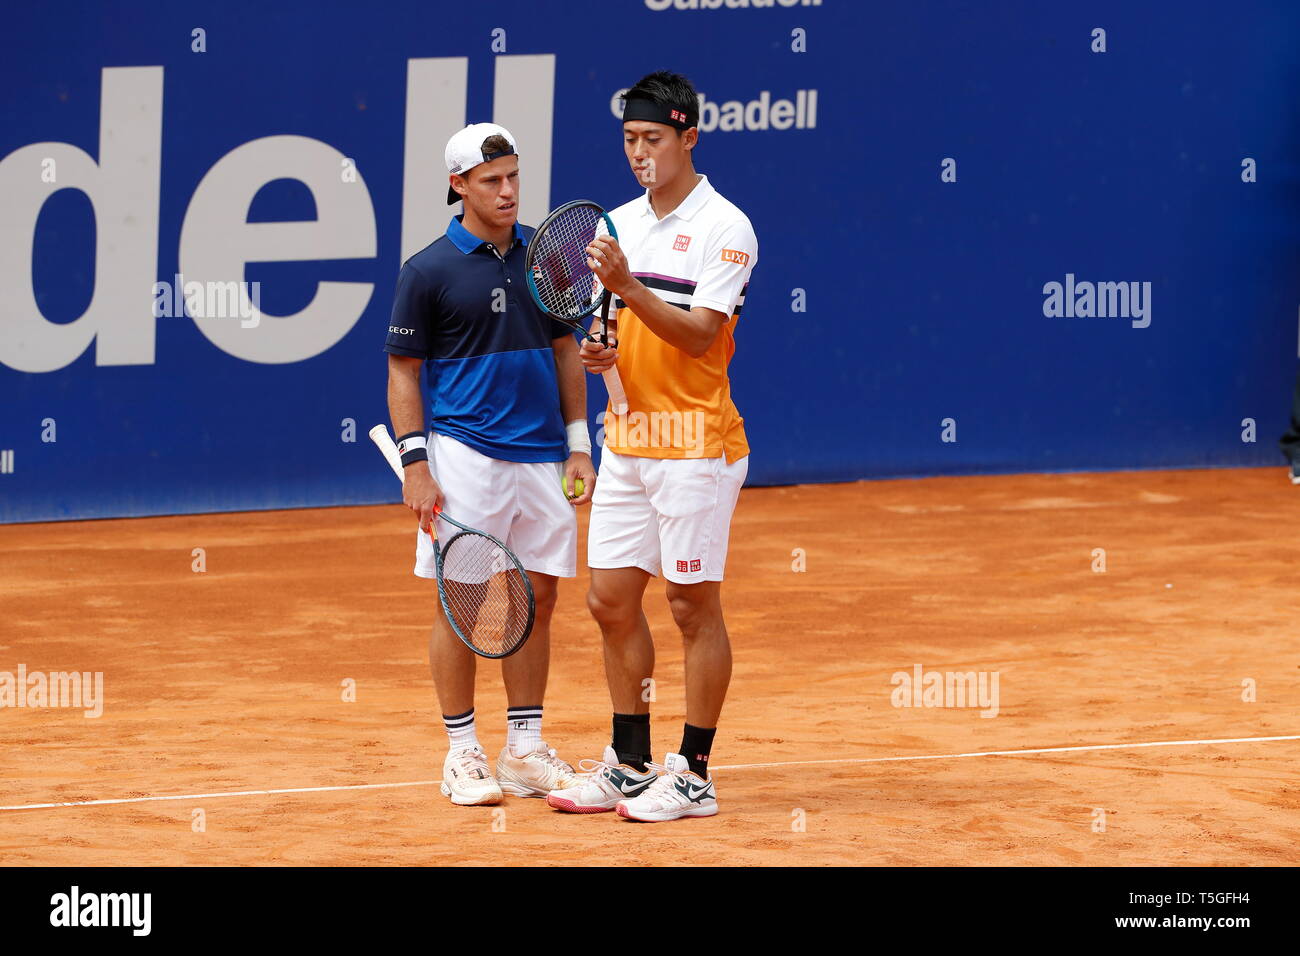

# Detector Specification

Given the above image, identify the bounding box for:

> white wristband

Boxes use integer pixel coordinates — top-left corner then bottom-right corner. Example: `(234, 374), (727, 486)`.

(396, 433), (429, 466)
(565, 420), (592, 456)
(396, 434), (427, 454)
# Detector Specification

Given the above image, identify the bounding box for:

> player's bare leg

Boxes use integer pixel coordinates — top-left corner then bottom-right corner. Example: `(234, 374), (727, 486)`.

(664, 579), (731, 728)
(429, 612), (501, 805)
(500, 571), (556, 707)
(546, 566), (660, 813)
(615, 579), (727, 822)
(495, 572), (581, 796)
(587, 566), (655, 713)
(429, 611), (475, 716)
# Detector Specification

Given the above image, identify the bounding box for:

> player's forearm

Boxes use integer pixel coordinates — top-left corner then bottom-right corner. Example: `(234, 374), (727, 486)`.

(553, 337), (587, 424)
(386, 363), (426, 441)
(620, 281), (720, 357)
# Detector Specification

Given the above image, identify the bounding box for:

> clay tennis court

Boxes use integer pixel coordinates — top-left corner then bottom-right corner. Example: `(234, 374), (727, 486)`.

(2, 466), (1297, 866)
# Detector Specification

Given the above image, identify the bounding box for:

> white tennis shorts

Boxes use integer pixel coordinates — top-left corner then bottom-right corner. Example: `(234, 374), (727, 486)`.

(415, 433), (577, 580)
(587, 448), (749, 584)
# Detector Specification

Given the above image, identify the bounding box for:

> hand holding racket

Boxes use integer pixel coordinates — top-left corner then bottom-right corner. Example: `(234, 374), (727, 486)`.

(525, 200), (629, 415)
(369, 425), (535, 660)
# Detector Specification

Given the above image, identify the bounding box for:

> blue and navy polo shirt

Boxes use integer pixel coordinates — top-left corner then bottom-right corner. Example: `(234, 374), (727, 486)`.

(384, 216), (573, 463)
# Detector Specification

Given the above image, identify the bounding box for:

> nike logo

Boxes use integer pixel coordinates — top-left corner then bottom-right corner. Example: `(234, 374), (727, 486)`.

(618, 777), (649, 794)
(675, 778), (712, 802)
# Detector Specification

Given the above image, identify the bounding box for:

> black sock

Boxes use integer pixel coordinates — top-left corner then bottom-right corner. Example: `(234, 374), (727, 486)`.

(612, 712), (651, 772)
(680, 723), (716, 779)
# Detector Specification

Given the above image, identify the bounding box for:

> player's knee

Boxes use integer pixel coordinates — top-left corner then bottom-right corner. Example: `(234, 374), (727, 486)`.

(533, 583), (558, 616)
(587, 587), (635, 631)
(667, 590), (714, 635)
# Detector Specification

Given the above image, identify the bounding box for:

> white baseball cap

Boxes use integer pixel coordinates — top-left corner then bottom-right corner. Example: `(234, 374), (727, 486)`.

(445, 123), (518, 204)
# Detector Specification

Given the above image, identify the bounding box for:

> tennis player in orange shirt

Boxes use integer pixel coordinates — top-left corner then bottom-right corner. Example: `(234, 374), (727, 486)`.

(545, 71), (758, 822)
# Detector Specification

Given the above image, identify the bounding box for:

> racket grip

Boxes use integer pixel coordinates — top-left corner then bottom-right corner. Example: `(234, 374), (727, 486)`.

(372, 424), (439, 542)
(590, 309), (628, 417)
(603, 367), (629, 417)
(368, 424), (406, 482)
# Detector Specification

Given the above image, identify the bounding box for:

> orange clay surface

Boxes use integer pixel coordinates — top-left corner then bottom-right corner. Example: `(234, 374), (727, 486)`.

(1, 468), (1298, 866)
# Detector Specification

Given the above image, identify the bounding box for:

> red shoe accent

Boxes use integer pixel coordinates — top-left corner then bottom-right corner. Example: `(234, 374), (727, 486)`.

(546, 793), (613, 814)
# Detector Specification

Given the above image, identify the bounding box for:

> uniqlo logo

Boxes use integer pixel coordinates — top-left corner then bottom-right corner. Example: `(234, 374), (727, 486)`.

(673, 234), (691, 252)
(670, 109), (686, 122)
(676, 560), (689, 573)
(689, 559), (702, 572)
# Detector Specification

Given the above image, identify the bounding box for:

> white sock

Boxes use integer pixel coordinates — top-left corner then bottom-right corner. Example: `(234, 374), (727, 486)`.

(506, 705), (544, 757)
(443, 708), (481, 752)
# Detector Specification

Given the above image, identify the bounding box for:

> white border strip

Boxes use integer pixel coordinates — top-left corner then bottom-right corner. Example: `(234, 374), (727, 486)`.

(1, 733), (1294, 812)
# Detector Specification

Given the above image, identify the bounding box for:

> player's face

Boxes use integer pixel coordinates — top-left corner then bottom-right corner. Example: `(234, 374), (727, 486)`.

(456, 155), (520, 230)
(623, 120), (695, 189)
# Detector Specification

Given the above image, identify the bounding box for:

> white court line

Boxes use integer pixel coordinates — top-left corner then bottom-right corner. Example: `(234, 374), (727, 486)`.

(1, 733), (1295, 813)
(716, 733), (1300, 770)
(0, 780), (434, 812)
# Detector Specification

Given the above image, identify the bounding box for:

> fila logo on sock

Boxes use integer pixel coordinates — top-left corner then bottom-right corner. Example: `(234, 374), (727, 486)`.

(513, 720), (527, 730)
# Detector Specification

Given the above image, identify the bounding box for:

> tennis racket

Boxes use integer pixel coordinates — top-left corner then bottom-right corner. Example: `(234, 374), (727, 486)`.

(369, 425), (535, 660)
(525, 200), (629, 415)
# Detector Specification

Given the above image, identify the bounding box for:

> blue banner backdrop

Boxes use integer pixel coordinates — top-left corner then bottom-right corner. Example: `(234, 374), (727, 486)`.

(2, 0), (1300, 522)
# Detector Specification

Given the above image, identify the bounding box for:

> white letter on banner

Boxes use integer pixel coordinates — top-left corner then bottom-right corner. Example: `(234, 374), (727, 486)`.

(491, 55), (555, 231)
(179, 135), (376, 363)
(0, 67), (162, 372)
(399, 55), (554, 264)
(400, 58), (467, 265)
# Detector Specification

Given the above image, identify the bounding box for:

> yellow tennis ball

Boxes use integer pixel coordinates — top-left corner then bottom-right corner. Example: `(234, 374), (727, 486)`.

(564, 477), (585, 497)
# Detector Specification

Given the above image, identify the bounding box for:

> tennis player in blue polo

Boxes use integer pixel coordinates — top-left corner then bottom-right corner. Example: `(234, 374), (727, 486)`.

(384, 123), (596, 807)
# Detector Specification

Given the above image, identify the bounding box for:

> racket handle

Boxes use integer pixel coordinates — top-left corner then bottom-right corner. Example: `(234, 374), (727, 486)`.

(603, 367), (629, 417)
(371, 424), (440, 541)
(591, 302), (629, 417)
(368, 424), (406, 482)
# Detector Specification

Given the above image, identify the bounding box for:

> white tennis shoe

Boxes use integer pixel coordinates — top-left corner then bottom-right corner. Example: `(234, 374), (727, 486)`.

(495, 744), (583, 797)
(546, 746), (658, 813)
(615, 752), (718, 822)
(440, 747), (503, 806)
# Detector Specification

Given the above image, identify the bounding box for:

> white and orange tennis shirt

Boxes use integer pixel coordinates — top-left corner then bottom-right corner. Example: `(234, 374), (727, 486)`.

(605, 174), (758, 463)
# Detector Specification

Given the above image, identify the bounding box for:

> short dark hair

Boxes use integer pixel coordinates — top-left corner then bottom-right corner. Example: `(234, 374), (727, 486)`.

(625, 70), (699, 130)
(463, 134), (515, 184)
(480, 133), (512, 156)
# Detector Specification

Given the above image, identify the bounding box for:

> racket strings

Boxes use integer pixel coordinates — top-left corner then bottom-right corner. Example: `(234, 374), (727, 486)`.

(529, 206), (606, 320)
(440, 532), (532, 656)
